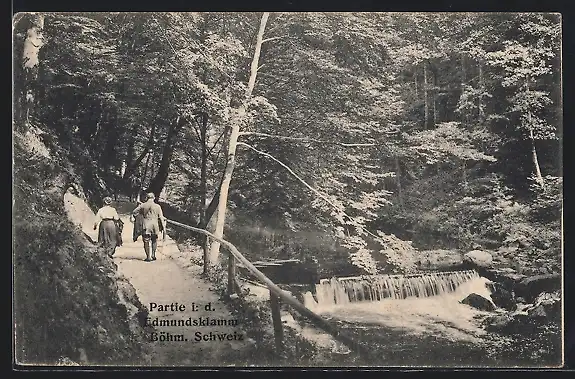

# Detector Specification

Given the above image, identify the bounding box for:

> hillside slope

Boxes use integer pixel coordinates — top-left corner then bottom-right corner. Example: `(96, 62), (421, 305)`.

(13, 127), (150, 365)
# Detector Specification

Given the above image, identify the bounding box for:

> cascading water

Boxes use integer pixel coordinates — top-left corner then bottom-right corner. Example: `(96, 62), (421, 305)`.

(302, 269), (495, 343)
(306, 270), (481, 307)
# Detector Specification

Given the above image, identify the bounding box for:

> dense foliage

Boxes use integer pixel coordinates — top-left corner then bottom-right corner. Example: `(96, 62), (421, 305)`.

(14, 12), (561, 276)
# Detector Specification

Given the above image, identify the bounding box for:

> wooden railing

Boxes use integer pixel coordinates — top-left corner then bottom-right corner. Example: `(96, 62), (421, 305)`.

(165, 218), (371, 358)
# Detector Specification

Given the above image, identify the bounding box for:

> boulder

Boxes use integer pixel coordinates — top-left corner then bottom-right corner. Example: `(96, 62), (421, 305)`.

(490, 282), (517, 311)
(463, 250), (493, 268)
(416, 250), (464, 271)
(483, 314), (514, 333)
(531, 291), (561, 321)
(483, 312), (533, 335)
(515, 273), (561, 302)
(476, 267), (527, 290)
(460, 293), (496, 311)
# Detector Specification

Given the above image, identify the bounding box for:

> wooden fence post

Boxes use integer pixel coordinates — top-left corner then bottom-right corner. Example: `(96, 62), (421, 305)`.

(227, 254), (236, 295)
(269, 290), (284, 353)
(165, 218), (370, 358)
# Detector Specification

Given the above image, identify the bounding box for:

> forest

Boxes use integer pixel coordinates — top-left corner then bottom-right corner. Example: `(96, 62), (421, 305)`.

(13, 12), (562, 366)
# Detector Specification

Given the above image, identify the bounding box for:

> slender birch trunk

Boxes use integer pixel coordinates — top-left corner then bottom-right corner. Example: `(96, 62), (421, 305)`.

(529, 116), (544, 188)
(207, 12), (270, 265)
(525, 82), (544, 188)
(21, 13), (45, 130)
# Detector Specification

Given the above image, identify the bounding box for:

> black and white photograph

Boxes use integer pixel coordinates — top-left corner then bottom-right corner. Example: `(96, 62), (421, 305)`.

(12, 12), (563, 368)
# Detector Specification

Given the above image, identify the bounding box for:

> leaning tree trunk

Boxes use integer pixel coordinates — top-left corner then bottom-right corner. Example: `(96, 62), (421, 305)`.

(528, 117), (544, 188)
(207, 12), (270, 266)
(147, 117), (185, 197)
(525, 82), (544, 189)
(20, 13), (45, 131)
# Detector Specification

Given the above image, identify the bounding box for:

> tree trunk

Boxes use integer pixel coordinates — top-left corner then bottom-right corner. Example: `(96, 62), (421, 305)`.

(199, 113), (210, 273)
(414, 70), (418, 97)
(461, 54), (466, 83)
(423, 61), (429, 129)
(394, 156), (404, 208)
(147, 117), (185, 197)
(142, 149), (153, 189)
(125, 123), (138, 168)
(208, 12), (270, 266)
(125, 124), (157, 179)
(461, 54), (467, 124)
(21, 13), (45, 131)
(432, 72), (438, 127)
(529, 120), (544, 188)
(525, 82), (544, 188)
(201, 171), (227, 227)
(478, 62), (485, 122)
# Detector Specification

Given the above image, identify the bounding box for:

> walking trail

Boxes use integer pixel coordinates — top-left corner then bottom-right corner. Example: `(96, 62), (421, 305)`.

(64, 193), (250, 366)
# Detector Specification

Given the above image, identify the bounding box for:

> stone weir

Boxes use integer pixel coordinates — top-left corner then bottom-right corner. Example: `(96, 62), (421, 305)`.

(311, 270), (480, 307)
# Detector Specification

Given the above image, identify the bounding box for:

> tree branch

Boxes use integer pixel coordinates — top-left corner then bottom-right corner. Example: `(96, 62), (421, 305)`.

(207, 128), (227, 156)
(237, 142), (344, 215)
(237, 142), (389, 243)
(261, 35), (287, 44)
(238, 132), (377, 147)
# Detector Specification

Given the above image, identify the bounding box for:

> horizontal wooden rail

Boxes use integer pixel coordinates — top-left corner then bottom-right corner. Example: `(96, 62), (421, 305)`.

(165, 218), (371, 358)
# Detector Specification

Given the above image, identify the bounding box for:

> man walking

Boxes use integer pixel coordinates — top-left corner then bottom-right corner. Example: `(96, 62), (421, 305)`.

(131, 192), (166, 262)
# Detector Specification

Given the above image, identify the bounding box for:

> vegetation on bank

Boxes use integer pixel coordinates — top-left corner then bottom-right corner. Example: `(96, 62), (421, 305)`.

(13, 130), (149, 365)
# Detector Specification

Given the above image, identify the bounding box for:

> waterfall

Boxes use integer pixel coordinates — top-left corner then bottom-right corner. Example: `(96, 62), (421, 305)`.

(305, 270), (480, 308)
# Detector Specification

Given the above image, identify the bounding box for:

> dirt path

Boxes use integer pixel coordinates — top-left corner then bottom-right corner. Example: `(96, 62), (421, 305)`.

(65, 194), (250, 366)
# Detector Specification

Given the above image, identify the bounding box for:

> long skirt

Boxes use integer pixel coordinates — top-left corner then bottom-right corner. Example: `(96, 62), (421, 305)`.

(98, 220), (118, 255)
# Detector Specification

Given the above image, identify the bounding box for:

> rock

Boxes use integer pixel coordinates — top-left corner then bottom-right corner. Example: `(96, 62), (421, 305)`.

(515, 273), (561, 302)
(516, 297), (526, 304)
(528, 304), (547, 319)
(484, 314), (514, 333)
(461, 293), (496, 311)
(416, 250), (464, 271)
(477, 268), (526, 290)
(490, 283), (517, 311)
(532, 291), (561, 321)
(484, 312), (534, 335)
(463, 250), (493, 268)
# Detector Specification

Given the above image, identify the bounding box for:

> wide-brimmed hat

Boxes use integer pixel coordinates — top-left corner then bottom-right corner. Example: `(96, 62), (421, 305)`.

(103, 196), (112, 205)
(146, 192), (155, 200)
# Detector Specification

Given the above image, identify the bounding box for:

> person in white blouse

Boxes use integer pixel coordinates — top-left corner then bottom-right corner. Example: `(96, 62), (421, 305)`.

(93, 196), (121, 257)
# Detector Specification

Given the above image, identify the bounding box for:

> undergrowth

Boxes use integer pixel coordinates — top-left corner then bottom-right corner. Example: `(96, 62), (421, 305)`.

(13, 132), (148, 365)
